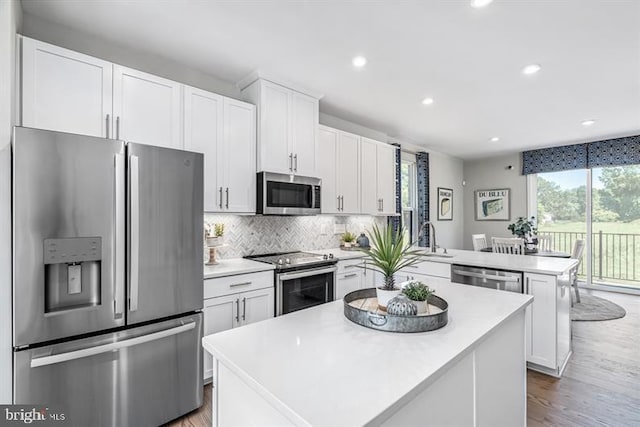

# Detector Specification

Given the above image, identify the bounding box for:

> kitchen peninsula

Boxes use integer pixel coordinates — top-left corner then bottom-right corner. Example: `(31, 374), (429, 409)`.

(203, 280), (533, 427)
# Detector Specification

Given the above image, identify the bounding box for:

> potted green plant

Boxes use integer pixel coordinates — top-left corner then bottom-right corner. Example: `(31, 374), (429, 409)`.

(507, 216), (538, 245)
(341, 231), (357, 248)
(402, 281), (436, 314)
(207, 223), (225, 246)
(361, 224), (424, 310)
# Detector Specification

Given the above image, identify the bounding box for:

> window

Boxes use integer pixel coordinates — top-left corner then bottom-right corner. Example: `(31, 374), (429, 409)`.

(401, 152), (418, 243)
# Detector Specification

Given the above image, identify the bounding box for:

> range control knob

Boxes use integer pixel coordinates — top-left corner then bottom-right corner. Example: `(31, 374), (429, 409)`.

(285, 258), (291, 265)
(277, 259), (284, 265)
(328, 253), (334, 259)
(323, 254), (328, 260)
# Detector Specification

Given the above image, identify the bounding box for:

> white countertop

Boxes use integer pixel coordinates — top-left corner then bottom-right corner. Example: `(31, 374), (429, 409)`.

(311, 247), (367, 261)
(203, 258), (274, 279)
(202, 278), (533, 426)
(414, 248), (578, 275)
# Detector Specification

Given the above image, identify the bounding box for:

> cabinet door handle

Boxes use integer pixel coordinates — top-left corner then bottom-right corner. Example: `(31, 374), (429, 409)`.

(225, 187), (229, 209)
(381, 198), (384, 212)
(219, 187), (223, 209)
(116, 116), (120, 140)
(230, 281), (252, 288)
(106, 114), (110, 139)
(235, 298), (240, 323)
(337, 196), (341, 211)
(344, 273), (358, 278)
(525, 277), (530, 294)
(289, 153), (293, 171)
(242, 297), (247, 321)
(341, 196), (344, 211)
(294, 154), (298, 172)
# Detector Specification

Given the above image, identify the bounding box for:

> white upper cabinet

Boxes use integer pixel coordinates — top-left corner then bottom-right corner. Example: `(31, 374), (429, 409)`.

(336, 132), (360, 214)
(360, 138), (379, 214)
(222, 98), (256, 213)
(242, 79), (319, 175)
(376, 142), (397, 215)
(361, 137), (396, 215)
(317, 126), (338, 214)
(113, 65), (183, 149)
(291, 91), (318, 176)
(184, 86), (256, 213)
(21, 37), (113, 138)
(183, 86), (224, 211)
(318, 126), (360, 214)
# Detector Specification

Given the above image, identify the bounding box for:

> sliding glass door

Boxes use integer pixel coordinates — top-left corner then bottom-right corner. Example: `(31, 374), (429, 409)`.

(591, 166), (640, 286)
(532, 165), (640, 289)
(535, 170), (588, 279)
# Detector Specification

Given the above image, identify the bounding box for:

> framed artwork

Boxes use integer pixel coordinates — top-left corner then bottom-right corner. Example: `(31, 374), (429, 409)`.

(437, 187), (453, 221)
(474, 188), (511, 221)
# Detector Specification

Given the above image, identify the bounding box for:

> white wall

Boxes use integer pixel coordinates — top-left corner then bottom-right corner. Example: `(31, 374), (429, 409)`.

(463, 153), (528, 250)
(320, 113), (465, 249)
(0, 0), (22, 404)
(21, 13), (240, 99)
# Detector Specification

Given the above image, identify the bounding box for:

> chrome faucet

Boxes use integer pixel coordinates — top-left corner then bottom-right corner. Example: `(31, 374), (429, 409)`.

(419, 221), (437, 252)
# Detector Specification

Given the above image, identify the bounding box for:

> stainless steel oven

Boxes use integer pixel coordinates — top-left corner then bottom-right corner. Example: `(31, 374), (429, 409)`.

(276, 265), (336, 315)
(257, 172), (321, 215)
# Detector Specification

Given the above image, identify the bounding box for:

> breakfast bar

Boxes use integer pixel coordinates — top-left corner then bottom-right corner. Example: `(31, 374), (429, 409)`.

(203, 280), (533, 426)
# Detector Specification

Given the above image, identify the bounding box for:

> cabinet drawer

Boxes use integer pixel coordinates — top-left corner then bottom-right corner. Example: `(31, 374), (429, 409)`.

(337, 258), (364, 274)
(204, 271), (273, 299)
(404, 261), (451, 279)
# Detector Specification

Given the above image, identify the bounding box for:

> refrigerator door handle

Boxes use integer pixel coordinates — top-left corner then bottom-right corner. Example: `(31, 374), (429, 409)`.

(30, 321), (196, 368)
(114, 153), (125, 317)
(130, 154), (140, 312)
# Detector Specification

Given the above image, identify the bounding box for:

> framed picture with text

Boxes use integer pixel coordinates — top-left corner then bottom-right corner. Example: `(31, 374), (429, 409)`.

(437, 187), (453, 221)
(474, 188), (511, 221)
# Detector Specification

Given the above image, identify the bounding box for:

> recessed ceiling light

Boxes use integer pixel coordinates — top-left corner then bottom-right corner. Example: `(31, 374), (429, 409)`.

(422, 97), (434, 106)
(470, 0), (494, 8)
(352, 56), (367, 68)
(522, 64), (542, 75)
(490, 137), (500, 142)
(581, 119), (596, 126)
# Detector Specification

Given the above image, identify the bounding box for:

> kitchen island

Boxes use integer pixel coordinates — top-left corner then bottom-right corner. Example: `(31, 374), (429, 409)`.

(203, 279), (533, 427)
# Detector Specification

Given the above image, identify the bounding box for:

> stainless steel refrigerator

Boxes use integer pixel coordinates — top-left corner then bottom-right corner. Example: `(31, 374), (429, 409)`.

(12, 127), (204, 426)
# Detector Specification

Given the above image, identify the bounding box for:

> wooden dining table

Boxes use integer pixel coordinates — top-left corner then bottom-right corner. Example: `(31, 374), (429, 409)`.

(480, 247), (571, 258)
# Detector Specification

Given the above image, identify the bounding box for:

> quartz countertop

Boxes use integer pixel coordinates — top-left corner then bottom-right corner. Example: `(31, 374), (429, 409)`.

(413, 248), (578, 275)
(203, 258), (274, 279)
(202, 278), (533, 426)
(311, 247), (367, 261)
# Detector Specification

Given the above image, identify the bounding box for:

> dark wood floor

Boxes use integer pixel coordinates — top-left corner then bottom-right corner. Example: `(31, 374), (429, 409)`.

(167, 289), (640, 427)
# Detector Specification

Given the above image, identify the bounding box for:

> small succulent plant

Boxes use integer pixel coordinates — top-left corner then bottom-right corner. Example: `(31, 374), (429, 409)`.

(402, 281), (435, 302)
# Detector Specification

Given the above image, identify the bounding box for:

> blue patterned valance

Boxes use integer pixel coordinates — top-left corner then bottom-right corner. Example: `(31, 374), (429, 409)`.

(387, 145), (402, 236)
(522, 134), (640, 175)
(587, 135), (640, 167)
(416, 152), (430, 247)
(522, 144), (588, 175)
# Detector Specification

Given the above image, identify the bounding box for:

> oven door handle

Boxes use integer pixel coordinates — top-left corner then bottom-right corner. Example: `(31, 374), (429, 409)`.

(278, 266), (337, 281)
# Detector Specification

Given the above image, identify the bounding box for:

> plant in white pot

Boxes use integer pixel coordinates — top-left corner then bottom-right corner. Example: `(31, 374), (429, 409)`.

(402, 281), (436, 314)
(361, 224), (423, 310)
(341, 231), (357, 248)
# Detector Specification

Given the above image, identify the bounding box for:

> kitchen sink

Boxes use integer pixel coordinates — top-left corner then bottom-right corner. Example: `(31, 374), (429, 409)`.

(418, 252), (455, 258)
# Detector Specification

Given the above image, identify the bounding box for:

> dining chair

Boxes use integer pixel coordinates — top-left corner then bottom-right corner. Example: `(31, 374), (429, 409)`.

(570, 239), (586, 305)
(537, 234), (553, 252)
(491, 237), (525, 255)
(471, 234), (488, 251)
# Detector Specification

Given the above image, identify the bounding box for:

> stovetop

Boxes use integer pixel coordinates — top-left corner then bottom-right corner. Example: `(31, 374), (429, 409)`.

(245, 251), (337, 271)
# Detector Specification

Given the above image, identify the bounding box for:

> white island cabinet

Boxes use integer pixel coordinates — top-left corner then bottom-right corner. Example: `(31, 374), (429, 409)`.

(203, 281), (532, 427)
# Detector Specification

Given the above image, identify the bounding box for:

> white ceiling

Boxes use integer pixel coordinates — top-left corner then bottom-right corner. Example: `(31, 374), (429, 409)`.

(20, 0), (640, 159)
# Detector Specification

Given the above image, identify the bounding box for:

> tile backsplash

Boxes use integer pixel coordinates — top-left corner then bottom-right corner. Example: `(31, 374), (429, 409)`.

(204, 214), (386, 258)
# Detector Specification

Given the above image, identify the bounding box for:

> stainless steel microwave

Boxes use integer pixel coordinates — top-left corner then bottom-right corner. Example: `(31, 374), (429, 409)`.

(257, 172), (321, 215)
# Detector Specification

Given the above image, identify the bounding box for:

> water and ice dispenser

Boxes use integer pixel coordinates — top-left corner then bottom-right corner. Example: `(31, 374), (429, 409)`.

(44, 237), (102, 313)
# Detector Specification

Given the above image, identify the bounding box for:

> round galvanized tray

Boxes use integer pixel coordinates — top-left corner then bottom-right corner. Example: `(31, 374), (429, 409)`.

(343, 288), (448, 333)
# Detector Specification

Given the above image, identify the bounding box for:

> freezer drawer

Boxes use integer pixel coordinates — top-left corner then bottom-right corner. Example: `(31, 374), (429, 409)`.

(14, 313), (203, 427)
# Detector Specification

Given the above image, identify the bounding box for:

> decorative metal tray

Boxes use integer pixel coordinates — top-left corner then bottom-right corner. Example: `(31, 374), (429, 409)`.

(343, 288), (448, 333)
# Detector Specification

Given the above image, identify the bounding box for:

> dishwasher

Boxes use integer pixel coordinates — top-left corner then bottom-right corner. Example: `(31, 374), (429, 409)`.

(451, 264), (523, 293)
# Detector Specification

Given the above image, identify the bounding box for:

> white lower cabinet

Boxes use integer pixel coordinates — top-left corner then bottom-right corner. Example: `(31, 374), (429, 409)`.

(525, 272), (572, 376)
(336, 259), (364, 299)
(398, 260), (451, 282)
(202, 272), (274, 381)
